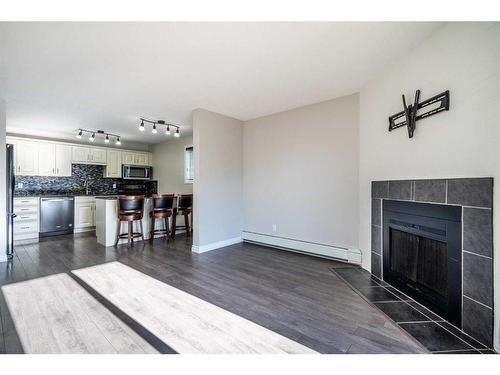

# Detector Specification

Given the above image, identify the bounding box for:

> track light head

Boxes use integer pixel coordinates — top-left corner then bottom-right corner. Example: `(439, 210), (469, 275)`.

(89, 133), (95, 142)
(165, 125), (171, 135)
(152, 124), (157, 134)
(174, 128), (180, 138)
(104, 134), (110, 143)
(76, 129), (82, 139)
(139, 120), (145, 131)
(116, 137), (121, 146)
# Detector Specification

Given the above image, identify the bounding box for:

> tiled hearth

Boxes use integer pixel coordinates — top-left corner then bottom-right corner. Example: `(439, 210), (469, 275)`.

(371, 178), (494, 348)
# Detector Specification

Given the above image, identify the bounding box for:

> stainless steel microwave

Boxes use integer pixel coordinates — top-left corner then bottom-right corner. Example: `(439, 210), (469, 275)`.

(122, 165), (152, 180)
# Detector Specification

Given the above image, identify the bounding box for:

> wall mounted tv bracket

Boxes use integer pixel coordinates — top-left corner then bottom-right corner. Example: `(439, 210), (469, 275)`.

(388, 90), (450, 138)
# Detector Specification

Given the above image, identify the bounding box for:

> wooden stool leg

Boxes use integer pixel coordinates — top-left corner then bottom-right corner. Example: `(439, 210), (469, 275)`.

(150, 216), (154, 241)
(171, 212), (177, 239)
(140, 220), (144, 240)
(164, 217), (168, 239)
(184, 213), (190, 237)
(115, 220), (121, 246)
(128, 221), (132, 244)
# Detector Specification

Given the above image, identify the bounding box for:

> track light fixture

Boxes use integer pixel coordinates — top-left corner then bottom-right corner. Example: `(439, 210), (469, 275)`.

(139, 118), (181, 138)
(76, 129), (122, 145)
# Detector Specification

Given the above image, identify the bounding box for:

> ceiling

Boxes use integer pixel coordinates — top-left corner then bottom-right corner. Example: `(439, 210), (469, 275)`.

(0, 22), (443, 146)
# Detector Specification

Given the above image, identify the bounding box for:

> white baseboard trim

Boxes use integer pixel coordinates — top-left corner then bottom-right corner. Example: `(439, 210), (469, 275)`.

(191, 236), (243, 254)
(241, 231), (362, 265)
(74, 227), (95, 234)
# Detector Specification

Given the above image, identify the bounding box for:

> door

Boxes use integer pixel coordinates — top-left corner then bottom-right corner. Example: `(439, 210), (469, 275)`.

(17, 140), (39, 175)
(90, 148), (107, 164)
(75, 203), (94, 228)
(122, 151), (136, 165)
(38, 143), (56, 176)
(72, 146), (90, 163)
(106, 150), (122, 178)
(55, 144), (72, 176)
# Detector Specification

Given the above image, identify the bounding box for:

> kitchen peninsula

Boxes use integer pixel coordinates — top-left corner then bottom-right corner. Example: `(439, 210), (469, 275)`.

(95, 197), (175, 246)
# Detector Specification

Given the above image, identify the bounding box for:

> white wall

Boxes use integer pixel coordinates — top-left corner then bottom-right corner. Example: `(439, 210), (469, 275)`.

(0, 99), (7, 262)
(192, 109), (243, 251)
(243, 94), (360, 252)
(358, 23), (500, 349)
(152, 135), (193, 194)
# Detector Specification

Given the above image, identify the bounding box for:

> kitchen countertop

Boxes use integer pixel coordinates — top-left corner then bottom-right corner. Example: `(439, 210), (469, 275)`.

(14, 193), (119, 198)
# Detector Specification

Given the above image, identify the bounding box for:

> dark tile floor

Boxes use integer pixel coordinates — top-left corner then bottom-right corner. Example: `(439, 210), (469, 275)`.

(332, 267), (497, 354)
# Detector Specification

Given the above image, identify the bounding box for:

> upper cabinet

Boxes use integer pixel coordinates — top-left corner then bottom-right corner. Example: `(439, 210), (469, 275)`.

(37, 142), (56, 176)
(105, 149), (122, 178)
(72, 146), (90, 163)
(90, 148), (107, 164)
(55, 144), (72, 176)
(7, 136), (152, 177)
(36, 142), (72, 177)
(71, 146), (107, 165)
(122, 151), (151, 166)
(16, 140), (39, 176)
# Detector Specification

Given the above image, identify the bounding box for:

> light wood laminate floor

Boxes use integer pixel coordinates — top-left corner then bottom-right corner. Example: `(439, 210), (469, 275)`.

(0, 233), (427, 354)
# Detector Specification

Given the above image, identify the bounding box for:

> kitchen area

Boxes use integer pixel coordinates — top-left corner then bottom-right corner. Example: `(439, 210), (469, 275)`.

(5, 134), (176, 255)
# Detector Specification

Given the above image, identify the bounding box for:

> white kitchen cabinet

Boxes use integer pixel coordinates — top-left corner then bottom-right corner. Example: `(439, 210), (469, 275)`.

(122, 151), (136, 165)
(38, 143), (72, 176)
(72, 146), (106, 165)
(38, 143), (57, 176)
(90, 148), (107, 164)
(105, 149), (122, 178)
(135, 152), (149, 166)
(121, 151), (151, 166)
(55, 144), (72, 176)
(74, 196), (96, 231)
(16, 140), (39, 175)
(13, 197), (39, 242)
(72, 146), (91, 163)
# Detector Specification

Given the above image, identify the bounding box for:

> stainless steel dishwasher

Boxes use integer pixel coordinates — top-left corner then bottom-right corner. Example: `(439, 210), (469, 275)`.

(40, 196), (75, 237)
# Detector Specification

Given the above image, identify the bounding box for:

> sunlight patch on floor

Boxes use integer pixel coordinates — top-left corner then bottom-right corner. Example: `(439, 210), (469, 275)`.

(1, 273), (157, 354)
(72, 262), (317, 354)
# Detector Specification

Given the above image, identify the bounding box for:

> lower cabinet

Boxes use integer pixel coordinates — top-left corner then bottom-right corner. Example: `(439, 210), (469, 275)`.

(74, 196), (96, 231)
(13, 197), (39, 242)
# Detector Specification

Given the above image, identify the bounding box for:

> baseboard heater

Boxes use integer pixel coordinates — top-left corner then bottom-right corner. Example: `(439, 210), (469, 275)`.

(241, 231), (362, 265)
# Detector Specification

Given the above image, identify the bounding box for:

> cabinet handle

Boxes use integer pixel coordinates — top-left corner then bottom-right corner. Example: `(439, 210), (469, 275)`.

(52, 168), (55, 173)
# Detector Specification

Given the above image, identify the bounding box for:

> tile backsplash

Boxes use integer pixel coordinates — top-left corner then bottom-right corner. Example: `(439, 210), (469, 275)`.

(14, 164), (157, 197)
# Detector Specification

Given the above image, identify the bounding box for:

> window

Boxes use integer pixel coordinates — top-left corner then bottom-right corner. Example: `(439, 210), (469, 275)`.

(184, 145), (194, 183)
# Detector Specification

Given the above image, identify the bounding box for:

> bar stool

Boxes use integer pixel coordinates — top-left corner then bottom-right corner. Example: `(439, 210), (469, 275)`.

(115, 195), (145, 245)
(149, 194), (175, 241)
(172, 194), (193, 239)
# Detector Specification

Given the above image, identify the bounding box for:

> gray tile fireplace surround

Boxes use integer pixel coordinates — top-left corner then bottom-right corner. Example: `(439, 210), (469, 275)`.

(371, 178), (494, 348)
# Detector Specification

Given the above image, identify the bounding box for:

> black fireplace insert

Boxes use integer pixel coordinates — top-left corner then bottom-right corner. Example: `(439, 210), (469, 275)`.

(383, 200), (462, 326)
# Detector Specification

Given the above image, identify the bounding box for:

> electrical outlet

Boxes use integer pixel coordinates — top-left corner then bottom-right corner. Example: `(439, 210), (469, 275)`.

(17, 183), (23, 188)
(272, 224), (277, 232)
(112, 183), (116, 189)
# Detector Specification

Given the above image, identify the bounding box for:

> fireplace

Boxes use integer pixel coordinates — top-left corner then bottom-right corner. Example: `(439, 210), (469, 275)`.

(383, 200), (462, 326)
